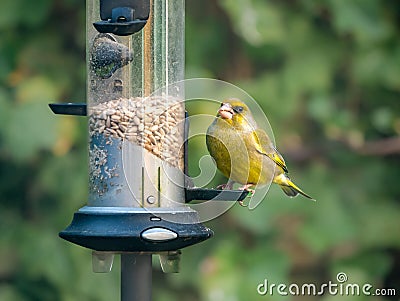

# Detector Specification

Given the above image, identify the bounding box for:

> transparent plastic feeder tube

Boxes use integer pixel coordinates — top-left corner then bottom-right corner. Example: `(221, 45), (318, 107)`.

(87, 0), (185, 208)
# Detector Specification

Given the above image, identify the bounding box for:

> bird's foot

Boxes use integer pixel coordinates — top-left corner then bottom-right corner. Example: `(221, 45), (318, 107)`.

(238, 184), (255, 194)
(238, 199), (248, 207)
(216, 182), (234, 190)
(237, 184), (255, 207)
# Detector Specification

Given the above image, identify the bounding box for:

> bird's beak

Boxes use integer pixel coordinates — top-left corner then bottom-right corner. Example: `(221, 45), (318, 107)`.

(218, 103), (234, 119)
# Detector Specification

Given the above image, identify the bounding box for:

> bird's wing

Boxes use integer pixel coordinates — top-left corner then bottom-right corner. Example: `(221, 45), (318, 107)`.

(252, 129), (288, 173)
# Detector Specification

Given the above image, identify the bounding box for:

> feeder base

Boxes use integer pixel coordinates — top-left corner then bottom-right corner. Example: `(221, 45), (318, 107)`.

(59, 206), (213, 252)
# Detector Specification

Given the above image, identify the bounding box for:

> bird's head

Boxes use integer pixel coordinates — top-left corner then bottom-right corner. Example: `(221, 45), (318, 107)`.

(217, 99), (254, 129)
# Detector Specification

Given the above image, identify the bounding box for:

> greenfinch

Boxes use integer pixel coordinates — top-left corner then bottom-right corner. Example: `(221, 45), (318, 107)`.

(206, 99), (313, 200)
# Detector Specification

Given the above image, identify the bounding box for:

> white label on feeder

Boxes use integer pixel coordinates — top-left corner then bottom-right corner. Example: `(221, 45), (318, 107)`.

(141, 227), (178, 242)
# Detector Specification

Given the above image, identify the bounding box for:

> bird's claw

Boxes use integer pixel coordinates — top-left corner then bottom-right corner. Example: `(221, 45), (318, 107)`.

(216, 182), (234, 190)
(238, 184), (255, 194)
(237, 184), (254, 207)
(238, 199), (248, 207)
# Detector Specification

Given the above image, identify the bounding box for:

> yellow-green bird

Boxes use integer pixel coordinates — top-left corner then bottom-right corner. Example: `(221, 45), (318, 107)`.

(206, 98), (314, 200)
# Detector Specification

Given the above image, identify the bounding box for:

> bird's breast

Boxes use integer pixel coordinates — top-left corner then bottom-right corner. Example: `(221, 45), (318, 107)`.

(206, 120), (275, 185)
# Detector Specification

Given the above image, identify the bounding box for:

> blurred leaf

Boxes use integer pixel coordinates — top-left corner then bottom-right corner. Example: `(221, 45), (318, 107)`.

(307, 94), (334, 122)
(353, 45), (400, 90)
(336, 251), (392, 280)
(298, 185), (358, 254)
(198, 238), (290, 301)
(0, 0), (22, 29)
(3, 102), (58, 160)
(220, 0), (286, 45)
(0, 285), (24, 301)
(0, 0), (51, 29)
(357, 203), (400, 249)
(328, 0), (392, 43)
(15, 76), (60, 104)
(0, 88), (12, 133)
(371, 107), (393, 132)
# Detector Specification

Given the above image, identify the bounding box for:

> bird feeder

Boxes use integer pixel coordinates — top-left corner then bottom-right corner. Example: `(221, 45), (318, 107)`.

(50, 0), (248, 300)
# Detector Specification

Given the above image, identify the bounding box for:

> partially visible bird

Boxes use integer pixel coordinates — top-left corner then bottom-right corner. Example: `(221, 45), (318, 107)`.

(206, 98), (314, 201)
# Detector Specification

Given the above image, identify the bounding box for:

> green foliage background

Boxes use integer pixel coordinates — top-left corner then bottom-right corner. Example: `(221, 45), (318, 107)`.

(1, 0), (400, 300)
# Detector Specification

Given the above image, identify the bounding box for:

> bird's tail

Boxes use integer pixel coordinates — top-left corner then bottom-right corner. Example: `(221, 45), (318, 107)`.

(274, 174), (314, 200)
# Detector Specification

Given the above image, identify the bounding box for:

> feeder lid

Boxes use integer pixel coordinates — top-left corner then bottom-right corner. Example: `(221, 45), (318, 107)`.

(93, 0), (150, 36)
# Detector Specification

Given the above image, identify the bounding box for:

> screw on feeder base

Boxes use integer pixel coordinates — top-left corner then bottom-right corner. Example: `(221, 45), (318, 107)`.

(146, 195), (156, 205)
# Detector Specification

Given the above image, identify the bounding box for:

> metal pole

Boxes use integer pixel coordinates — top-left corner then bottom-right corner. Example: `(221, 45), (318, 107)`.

(121, 254), (152, 301)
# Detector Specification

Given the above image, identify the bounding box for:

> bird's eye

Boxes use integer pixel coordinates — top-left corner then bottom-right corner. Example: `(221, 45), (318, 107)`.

(220, 103), (224, 107)
(233, 106), (244, 113)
